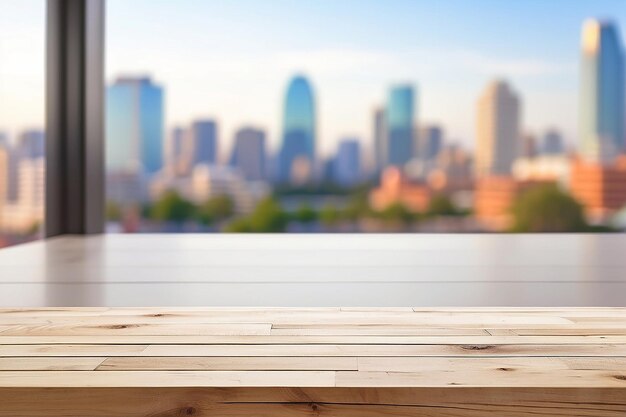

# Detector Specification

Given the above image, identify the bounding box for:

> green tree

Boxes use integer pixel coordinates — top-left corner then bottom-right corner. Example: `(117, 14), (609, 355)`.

(319, 205), (341, 226)
(510, 184), (587, 232)
(427, 194), (458, 217)
(105, 201), (122, 222)
(223, 218), (253, 233)
(248, 197), (288, 232)
(150, 190), (195, 223)
(196, 195), (234, 225)
(293, 204), (317, 223)
(378, 203), (414, 224)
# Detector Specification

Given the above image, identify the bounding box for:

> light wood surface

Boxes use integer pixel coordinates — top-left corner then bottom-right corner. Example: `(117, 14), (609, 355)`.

(1, 308), (625, 416)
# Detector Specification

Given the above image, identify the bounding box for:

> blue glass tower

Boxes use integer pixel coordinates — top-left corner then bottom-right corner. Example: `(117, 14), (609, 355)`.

(334, 139), (361, 186)
(386, 85), (415, 167)
(279, 75), (316, 183)
(580, 20), (625, 162)
(106, 77), (164, 175)
(191, 120), (218, 166)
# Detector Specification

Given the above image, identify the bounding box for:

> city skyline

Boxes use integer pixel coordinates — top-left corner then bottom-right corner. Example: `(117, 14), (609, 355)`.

(103, 0), (626, 157)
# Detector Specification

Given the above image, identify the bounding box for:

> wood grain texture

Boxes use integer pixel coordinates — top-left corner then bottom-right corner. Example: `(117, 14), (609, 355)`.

(1, 308), (625, 416)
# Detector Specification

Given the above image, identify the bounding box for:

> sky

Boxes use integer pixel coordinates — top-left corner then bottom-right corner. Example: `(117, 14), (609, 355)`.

(1, 0), (625, 159)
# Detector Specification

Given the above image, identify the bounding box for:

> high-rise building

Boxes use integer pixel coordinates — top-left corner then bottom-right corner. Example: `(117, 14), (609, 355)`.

(333, 139), (361, 186)
(373, 108), (387, 174)
(386, 85), (415, 167)
(230, 127), (266, 181)
(191, 120), (218, 166)
(16, 130), (44, 159)
(419, 125), (443, 161)
(279, 75), (316, 183)
(476, 80), (521, 176)
(106, 76), (164, 175)
(541, 129), (565, 155)
(579, 19), (625, 163)
(521, 133), (538, 159)
(166, 126), (187, 176)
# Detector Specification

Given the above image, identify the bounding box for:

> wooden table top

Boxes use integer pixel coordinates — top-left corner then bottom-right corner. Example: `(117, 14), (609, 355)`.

(1, 307), (626, 388)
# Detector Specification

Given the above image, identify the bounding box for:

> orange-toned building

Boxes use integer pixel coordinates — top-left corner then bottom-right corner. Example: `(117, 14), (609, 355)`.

(474, 176), (552, 230)
(570, 156), (626, 220)
(369, 167), (432, 213)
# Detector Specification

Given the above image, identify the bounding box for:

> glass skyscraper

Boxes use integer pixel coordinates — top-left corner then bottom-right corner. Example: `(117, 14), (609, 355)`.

(386, 85), (415, 167)
(191, 120), (218, 166)
(579, 19), (625, 162)
(279, 75), (316, 183)
(106, 77), (164, 175)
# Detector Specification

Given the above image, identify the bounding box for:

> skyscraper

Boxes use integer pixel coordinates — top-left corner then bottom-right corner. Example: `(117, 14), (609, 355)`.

(106, 76), (164, 175)
(541, 129), (565, 155)
(373, 108), (387, 174)
(166, 126), (187, 176)
(191, 120), (218, 166)
(279, 75), (316, 183)
(230, 127), (266, 181)
(386, 85), (415, 167)
(476, 80), (521, 176)
(334, 139), (361, 186)
(579, 19), (625, 162)
(419, 125), (443, 161)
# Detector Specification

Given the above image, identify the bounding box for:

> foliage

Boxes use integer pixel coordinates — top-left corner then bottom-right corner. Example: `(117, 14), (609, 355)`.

(510, 184), (587, 232)
(378, 203), (414, 224)
(319, 205), (341, 225)
(427, 194), (458, 217)
(293, 204), (317, 223)
(149, 190), (195, 223)
(196, 195), (235, 225)
(225, 197), (288, 233)
(105, 201), (122, 222)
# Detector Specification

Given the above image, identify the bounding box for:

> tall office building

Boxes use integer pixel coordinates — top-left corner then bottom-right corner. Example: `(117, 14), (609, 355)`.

(166, 126), (187, 176)
(191, 120), (218, 166)
(419, 125), (443, 161)
(541, 129), (565, 155)
(476, 80), (521, 176)
(16, 130), (45, 159)
(373, 108), (387, 174)
(279, 75), (316, 183)
(386, 85), (415, 167)
(230, 127), (266, 181)
(579, 19), (625, 162)
(334, 139), (361, 186)
(106, 76), (164, 175)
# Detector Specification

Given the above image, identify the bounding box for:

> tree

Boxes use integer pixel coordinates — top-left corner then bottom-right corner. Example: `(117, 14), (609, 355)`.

(293, 204), (317, 223)
(510, 184), (587, 232)
(150, 190), (195, 223)
(248, 197), (288, 232)
(319, 205), (341, 226)
(427, 194), (458, 217)
(105, 201), (122, 222)
(378, 203), (414, 224)
(196, 195), (234, 225)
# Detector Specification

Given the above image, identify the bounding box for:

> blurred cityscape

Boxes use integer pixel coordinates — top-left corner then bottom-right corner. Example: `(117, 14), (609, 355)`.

(1, 17), (626, 245)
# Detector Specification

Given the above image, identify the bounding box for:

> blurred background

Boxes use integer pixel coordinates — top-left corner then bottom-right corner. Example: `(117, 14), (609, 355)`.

(1, 0), (626, 247)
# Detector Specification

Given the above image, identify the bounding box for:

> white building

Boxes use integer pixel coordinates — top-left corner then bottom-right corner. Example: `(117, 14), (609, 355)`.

(0, 157), (45, 233)
(476, 80), (521, 176)
(151, 164), (268, 214)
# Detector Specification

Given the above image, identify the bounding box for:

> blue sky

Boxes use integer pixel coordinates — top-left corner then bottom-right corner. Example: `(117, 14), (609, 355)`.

(1, 0), (625, 159)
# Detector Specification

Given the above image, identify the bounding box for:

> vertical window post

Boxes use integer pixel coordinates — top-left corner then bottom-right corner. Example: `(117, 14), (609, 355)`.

(46, 0), (105, 236)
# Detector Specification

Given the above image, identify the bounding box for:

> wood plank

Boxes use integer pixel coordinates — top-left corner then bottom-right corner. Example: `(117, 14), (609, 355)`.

(0, 358), (105, 371)
(0, 371), (337, 387)
(336, 370), (626, 388)
(98, 357), (357, 371)
(140, 343), (626, 357)
(0, 344), (147, 357)
(0, 322), (272, 336)
(270, 326), (490, 336)
(4, 334), (626, 345)
(1, 387), (625, 417)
